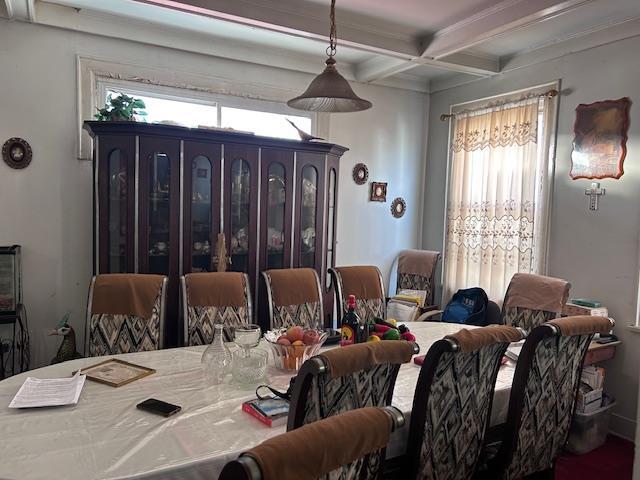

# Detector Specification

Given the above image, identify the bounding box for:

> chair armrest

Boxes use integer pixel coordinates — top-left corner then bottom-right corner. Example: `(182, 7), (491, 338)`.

(420, 304), (440, 313)
(416, 309), (443, 322)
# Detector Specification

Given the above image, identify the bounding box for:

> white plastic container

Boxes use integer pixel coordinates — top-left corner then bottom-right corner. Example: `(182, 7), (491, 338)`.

(566, 399), (616, 454)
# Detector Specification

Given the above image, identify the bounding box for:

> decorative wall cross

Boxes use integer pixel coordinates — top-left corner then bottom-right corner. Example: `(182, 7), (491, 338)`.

(585, 182), (605, 211)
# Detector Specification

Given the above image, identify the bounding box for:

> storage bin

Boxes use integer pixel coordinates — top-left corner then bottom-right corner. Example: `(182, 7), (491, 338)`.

(566, 398), (616, 454)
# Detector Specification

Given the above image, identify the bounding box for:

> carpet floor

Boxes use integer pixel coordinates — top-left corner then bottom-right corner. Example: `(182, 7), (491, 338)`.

(556, 435), (634, 480)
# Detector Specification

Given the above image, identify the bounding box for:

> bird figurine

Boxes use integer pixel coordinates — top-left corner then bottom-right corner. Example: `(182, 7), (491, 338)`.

(49, 313), (83, 364)
(286, 119), (325, 142)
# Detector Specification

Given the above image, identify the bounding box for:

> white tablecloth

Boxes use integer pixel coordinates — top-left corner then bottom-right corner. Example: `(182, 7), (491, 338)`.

(0, 322), (515, 480)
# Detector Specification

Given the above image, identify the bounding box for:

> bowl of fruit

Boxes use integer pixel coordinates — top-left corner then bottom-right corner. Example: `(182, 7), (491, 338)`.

(264, 326), (328, 371)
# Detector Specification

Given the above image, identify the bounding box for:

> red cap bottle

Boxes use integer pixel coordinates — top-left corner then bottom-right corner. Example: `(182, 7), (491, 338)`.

(347, 294), (356, 310)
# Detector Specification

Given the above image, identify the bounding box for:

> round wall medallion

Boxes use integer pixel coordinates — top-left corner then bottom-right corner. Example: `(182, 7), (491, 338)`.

(352, 163), (369, 185)
(391, 197), (406, 218)
(2, 138), (32, 169)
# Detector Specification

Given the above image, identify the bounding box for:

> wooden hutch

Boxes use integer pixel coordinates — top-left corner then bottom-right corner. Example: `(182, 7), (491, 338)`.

(84, 121), (347, 346)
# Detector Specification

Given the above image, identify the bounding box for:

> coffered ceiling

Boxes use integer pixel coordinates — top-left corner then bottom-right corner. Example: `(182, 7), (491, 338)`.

(4, 0), (640, 92)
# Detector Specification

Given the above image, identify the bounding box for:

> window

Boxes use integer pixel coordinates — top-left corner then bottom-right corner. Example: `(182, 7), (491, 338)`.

(442, 85), (558, 303)
(102, 82), (313, 140)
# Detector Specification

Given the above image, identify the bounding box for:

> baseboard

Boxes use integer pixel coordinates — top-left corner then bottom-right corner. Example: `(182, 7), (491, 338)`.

(610, 412), (636, 442)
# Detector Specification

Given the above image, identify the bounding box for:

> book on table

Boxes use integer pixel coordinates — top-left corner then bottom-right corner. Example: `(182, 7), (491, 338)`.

(242, 397), (289, 427)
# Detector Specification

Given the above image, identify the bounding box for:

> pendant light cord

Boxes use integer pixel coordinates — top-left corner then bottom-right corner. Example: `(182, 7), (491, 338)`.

(326, 0), (337, 59)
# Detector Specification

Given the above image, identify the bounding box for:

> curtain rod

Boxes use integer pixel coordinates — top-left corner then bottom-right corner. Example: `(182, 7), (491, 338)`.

(439, 88), (559, 121)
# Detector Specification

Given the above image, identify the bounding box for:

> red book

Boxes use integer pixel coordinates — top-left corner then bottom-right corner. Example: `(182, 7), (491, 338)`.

(242, 399), (289, 427)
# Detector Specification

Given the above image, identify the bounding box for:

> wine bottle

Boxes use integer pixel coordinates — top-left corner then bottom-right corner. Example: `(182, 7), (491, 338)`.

(340, 295), (362, 345)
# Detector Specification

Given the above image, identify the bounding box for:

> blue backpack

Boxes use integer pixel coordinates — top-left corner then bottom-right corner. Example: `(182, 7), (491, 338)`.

(441, 287), (489, 326)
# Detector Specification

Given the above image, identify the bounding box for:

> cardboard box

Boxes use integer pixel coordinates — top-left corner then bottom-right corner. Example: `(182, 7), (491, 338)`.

(562, 303), (608, 317)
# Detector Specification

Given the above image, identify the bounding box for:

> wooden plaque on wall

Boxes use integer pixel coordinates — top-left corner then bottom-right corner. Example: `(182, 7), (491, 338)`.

(569, 97), (630, 180)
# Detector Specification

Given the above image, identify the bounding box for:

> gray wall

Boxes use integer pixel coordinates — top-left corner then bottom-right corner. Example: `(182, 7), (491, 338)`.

(423, 35), (640, 439)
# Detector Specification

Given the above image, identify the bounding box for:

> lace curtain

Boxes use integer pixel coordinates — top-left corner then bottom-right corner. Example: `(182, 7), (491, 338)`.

(443, 94), (556, 303)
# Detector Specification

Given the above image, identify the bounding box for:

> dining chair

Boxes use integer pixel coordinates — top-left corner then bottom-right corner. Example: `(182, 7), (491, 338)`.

(500, 273), (570, 331)
(287, 340), (417, 477)
(394, 249), (441, 309)
(329, 265), (386, 323)
(85, 273), (167, 356)
(480, 315), (614, 480)
(219, 406), (405, 480)
(261, 268), (323, 330)
(180, 272), (252, 345)
(405, 325), (525, 480)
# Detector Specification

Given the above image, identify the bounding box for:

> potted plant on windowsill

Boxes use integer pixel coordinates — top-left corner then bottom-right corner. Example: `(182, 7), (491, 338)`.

(95, 93), (147, 122)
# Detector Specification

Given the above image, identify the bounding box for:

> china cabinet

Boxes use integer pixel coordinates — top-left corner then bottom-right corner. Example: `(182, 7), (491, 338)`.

(84, 121), (347, 346)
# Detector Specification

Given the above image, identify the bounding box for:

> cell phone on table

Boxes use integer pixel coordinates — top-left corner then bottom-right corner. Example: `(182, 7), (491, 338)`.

(136, 398), (181, 417)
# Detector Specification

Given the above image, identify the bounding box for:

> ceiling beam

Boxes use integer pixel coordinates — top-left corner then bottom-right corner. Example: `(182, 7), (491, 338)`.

(4, 0), (35, 21)
(421, 0), (597, 59)
(354, 53), (498, 83)
(136, 0), (420, 59)
(354, 57), (419, 83)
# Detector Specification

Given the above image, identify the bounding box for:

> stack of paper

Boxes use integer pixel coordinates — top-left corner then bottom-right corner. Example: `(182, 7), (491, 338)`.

(8, 371), (86, 409)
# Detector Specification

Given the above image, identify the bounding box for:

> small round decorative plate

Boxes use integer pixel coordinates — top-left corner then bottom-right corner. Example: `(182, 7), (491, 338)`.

(2, 138), (32, 169)
(352, 163), (369, 185)
(391, 197), (407, 218)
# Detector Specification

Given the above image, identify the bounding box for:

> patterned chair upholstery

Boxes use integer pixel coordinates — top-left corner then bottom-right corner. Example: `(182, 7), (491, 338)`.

(484, 316), (614, 479)
(500, 273), (571, 331)
(329, 266), (386, 324)
(405, 325), (524, 480)
(262, 268), (323, 330)
(86, 274), (167, 356)
(395, 249), (441, 308)
(288, 341), (418, 480)
(181, 272), (252, 346)
(219, 407), (405, 480)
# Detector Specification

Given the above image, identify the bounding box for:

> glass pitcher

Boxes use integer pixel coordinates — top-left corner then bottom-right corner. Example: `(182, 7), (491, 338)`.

(201, 324), (232, 385)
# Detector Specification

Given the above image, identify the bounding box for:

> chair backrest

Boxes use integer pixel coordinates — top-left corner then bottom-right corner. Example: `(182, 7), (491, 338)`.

(86, 274), (167, 356)
(490, 316), (614, 479)
(406, 325), (524, 480)
(395, 249), (441, 307)
(329, 265), (386, 323)
(261, 268), (323, 330)
(219, 406), (405, 480)
(181, 272), (252, 345)
(501, 273), (570, 330)
(288, 340), (418, 430)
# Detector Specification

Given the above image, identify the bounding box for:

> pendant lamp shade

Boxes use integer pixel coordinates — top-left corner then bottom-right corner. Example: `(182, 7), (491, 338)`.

(287, 0), (372, 113)
(287, 59), (372, 113)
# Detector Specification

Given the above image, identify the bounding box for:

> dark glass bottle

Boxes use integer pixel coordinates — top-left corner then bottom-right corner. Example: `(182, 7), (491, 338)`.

(340, 295), (361, 345)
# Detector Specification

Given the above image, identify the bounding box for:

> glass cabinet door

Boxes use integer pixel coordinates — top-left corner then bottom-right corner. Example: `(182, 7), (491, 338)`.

(229, 159), (251, 272)
(98, 135), (134, 274)
(191, 155), (212, 272)
(148, 152), (171, 274)
(223, 145), (259, 283)
(326, 167), (337, 289)
(266, 162), (286, 269)
(299, 165), (318, 268)
(107, 149), (128, 272)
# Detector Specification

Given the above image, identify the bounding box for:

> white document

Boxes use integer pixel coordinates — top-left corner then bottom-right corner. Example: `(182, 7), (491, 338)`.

(8, 370), (86, 409)
(505, 340), (525, 362)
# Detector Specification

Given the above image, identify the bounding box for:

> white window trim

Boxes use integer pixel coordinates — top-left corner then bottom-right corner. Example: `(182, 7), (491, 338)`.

(77, 55), (328, 160)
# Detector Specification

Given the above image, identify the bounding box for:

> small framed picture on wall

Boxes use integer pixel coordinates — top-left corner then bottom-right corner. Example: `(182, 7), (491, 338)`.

(370, 182), (387, 202)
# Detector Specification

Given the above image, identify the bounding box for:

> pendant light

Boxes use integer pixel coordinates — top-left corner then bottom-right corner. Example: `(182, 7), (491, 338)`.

(287, 0), (372, 113)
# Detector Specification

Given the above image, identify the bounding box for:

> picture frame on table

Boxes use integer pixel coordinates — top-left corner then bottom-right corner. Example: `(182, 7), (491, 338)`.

(76, 359), (155, 387)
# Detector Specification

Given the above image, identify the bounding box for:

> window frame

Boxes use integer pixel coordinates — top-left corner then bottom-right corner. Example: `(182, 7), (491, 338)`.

(97, 77), (316, 137)
(78, 56), (327, 160)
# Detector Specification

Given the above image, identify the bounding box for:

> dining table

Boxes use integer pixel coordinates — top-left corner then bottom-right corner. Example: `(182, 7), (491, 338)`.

(0, 322), (516, 480)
